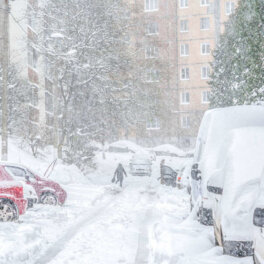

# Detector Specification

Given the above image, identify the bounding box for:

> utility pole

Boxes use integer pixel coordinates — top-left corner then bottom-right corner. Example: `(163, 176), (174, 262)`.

(0, 0), (9, 161)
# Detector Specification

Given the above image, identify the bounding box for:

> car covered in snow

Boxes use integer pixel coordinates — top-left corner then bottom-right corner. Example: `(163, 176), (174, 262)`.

(129, 153), (152, 176)
(0, 166), (27, 221)
(0, 162), (67, 206)
(108, 140), (144, 153)
(191, 105), (264, 225)
(253, 172), (264, 264)
(153, 144), (186, 157)
(207, 127), (264, 257)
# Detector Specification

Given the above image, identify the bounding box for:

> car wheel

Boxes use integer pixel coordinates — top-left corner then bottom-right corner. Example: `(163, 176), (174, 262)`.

(0, 200), (18, 222)
(41, 193), (58, 206)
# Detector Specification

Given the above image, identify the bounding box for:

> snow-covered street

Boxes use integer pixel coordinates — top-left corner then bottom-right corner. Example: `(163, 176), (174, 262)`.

(0, 150), (254, 264)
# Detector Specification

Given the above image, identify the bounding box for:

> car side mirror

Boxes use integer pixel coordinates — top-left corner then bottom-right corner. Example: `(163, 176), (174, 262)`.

(191, 163), (201, 181)
(253, 208), (264, 227)
(25, 175), (30, 182)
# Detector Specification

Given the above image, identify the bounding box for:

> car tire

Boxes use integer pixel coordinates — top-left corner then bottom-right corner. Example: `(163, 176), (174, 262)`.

(41, 192), (58, 206)
(0, 200), (18, 222)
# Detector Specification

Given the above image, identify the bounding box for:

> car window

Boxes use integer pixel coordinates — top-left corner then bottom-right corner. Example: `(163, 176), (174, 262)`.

(162, 166), (173, 175)
(26, 169), (36, 179)
(5, 166), (26, 178)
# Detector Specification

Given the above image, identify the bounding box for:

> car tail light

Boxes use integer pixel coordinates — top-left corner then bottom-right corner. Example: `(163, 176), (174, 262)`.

(14, 186), (23, 198)
(177, 177), (181, 182)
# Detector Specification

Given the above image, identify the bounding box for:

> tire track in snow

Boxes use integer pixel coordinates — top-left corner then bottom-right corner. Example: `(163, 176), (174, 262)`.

(134, 184), (160, 264)
(34, 187), (124, 264)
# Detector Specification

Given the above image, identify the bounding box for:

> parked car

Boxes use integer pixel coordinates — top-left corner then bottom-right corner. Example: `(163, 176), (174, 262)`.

(207, 127), (264, 257)
(0, 166), (27, 221)
(160, 165), (178, 187)
(160, 163), (186, 188)
(4, 167), (38, 208)
(0, 162), (67, 206)
(253, 173), (264, 264)
(191, 105), (264, 225)
(129, 154), (152, 176)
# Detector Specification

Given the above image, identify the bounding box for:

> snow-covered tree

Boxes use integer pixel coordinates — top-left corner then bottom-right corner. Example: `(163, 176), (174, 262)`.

(39, 0), (135, 165)
(210, 0), (264, 107)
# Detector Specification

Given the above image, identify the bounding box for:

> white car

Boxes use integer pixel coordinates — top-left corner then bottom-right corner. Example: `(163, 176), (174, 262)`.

(191, 105), (264, 225)
(207, 127), (264, 257)
(130, 153), (152, 176)
(253, 173), (264, 264)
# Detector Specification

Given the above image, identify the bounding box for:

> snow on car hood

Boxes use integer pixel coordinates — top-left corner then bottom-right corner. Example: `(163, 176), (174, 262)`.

(220, 127), (264, 241)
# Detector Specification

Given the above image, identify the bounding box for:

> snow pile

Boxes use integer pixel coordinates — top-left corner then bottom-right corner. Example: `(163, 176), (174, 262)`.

(153, 144), (186, 157)
(5, 137), (88, 185)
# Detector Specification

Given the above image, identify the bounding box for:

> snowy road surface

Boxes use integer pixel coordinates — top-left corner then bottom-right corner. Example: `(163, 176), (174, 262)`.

(0, 153), (254, 264)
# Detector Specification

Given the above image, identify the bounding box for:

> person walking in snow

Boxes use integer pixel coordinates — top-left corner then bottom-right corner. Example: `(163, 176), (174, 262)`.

(112, 163), (127, 187)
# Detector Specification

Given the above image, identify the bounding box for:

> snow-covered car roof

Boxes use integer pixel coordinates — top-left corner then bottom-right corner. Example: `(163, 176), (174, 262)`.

(152, 144), (186, 157)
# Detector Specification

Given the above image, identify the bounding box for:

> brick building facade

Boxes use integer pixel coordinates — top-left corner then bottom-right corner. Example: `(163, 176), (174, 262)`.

(129, 0), (238, 147)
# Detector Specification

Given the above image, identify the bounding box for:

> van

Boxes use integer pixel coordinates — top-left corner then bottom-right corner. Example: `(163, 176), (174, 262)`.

(207, 127), (264, 257)
(191, 105), (264, 225)
(253, 173), (264, 264)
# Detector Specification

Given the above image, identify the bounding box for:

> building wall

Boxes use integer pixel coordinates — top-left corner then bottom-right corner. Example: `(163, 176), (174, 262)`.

(175, 0), (239, 147)
(9, 0), (56, 144)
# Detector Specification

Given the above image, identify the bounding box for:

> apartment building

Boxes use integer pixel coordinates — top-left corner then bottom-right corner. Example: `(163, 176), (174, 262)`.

(9, 0), (58, 145)
(127, 0), (238, 147)
(128, 0), (179, 145)
(176, 0), (238, 146)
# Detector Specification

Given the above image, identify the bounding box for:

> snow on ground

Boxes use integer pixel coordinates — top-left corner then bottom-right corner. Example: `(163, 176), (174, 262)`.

(0, 140), (254, 264)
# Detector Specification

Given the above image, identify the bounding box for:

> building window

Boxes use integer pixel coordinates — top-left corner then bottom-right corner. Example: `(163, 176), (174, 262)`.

(146, 117), (160, 130)
(28, 7), (37, 30)
(181, 92), (190, 104)
(28, 45), (38, 69)
(201, 43), (210, 55)
(200, 0), (209, 6)
(180, 20), (189, 32)
(145, 22), (159, 35)
(202, 91), (210, 103)
(181, 67), (189, 80)
(201, 66), (210, 79)
(179, 0), (188, 8)
(145, 0), (158, 11)
(45, 91), (54, 113)
(30, 84), (38, 107)
(181, 116), (190, 128)
(180, 43), (189, 56)
(146, 69), (159, 82)
(226, 1), (235, 15)
(145, 46), (159, 58)
(200, 17), (210, 30)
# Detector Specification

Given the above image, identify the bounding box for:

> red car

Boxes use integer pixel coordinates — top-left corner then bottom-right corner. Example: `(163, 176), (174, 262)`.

(0, 162), (67, 206)
(0, 166), (27, 221)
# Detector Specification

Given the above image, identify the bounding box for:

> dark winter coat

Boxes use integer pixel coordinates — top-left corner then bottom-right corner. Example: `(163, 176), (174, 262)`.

(114, 164), (127, 180)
